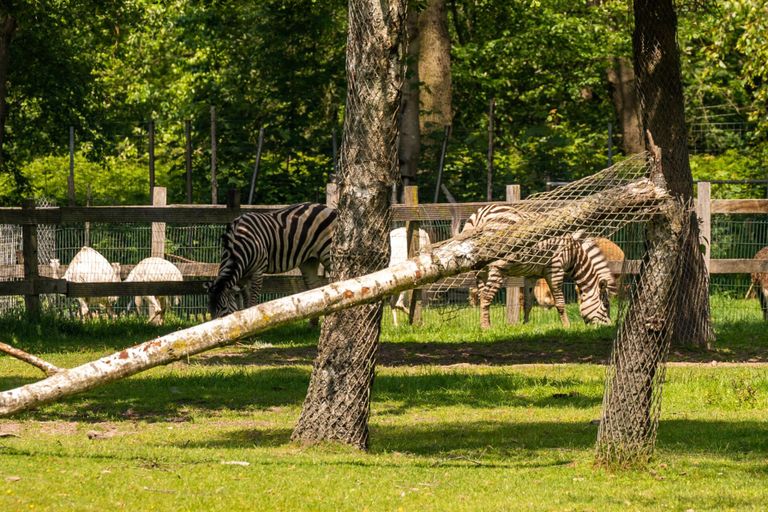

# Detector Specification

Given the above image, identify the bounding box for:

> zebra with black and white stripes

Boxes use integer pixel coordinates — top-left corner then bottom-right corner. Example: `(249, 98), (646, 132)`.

(207, 202), (337, 318)
(462, 204), (615, 329)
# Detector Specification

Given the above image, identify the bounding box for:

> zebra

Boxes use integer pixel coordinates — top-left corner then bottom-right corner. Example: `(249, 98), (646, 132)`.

(207, 202), (337, 318)
(462, 204), (615, 329)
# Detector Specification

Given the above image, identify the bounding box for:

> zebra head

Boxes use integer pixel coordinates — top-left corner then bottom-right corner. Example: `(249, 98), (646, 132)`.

(205, 281), (243, 318)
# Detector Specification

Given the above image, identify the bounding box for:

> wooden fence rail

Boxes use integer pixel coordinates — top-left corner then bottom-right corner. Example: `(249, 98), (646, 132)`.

(1, 182), (766, 322)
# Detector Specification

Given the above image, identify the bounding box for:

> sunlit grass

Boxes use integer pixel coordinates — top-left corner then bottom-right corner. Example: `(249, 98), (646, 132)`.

(1, 356), (767, 511)
(0, 294), (766, 510)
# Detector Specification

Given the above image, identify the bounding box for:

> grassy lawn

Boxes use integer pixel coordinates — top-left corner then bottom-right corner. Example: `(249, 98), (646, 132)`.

(0, 299), (766, 511)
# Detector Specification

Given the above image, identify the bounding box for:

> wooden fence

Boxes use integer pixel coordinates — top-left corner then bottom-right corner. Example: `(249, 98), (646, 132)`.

(1, 182), (768, 321)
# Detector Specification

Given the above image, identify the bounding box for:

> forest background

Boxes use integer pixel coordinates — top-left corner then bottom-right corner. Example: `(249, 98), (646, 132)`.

(0, 0), (765, 206)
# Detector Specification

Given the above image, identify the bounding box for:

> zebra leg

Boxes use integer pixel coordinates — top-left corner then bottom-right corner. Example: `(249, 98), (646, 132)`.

(299, 260), (324, 327)
(391, 296), (400, 327)
(479, 266), (503, 330)
(78, 299), (89, 320)
(523, 277), (535, 323)
(244, 274), (263, 309)
(546, 274), (570, 328)
(147, 296), (163, 325)
(759, 285), (768, 321)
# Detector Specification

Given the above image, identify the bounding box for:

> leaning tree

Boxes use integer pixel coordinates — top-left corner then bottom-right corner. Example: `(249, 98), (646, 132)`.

(596, 0), (713, 467)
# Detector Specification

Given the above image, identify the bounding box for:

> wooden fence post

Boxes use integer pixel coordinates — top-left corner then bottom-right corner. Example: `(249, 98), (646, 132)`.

(21, 199), (40, 318)
(696, 181), (711, 274)
(226, 187), (241, 210)
(506, 184), (521, 324)
(404, 185), (422, 325)
(151, 187), (167, 259)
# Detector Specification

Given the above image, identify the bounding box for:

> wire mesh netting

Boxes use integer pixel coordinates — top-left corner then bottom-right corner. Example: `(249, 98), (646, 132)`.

(595, 201), (708, 466)
(416, 154), (665, 332)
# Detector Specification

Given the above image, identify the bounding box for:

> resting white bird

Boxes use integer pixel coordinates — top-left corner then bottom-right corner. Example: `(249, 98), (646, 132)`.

(124, 257), (183, 325)
(52, 247), (121, 319)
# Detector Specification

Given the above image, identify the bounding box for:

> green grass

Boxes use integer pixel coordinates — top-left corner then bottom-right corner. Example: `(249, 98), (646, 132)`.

(0, 298), (767, 511)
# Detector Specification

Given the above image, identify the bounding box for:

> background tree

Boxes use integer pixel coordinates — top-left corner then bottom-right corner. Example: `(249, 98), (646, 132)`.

(418, 0), (453, 141)
(292, 0), (406, 448)
(398, 5), (421, 189)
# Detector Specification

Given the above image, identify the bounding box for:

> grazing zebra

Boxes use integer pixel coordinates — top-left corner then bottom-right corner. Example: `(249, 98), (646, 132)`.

(207, 202), (337, 318)
(462, 204), (615, 329)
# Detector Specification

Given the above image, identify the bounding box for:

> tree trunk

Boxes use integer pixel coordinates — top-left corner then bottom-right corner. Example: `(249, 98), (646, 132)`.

(596, 0), (713, 467)
(597, 191), (687, 466)
(633, 0), (713, 347)
(398, 7), (421, 188)
(291, 0), (407, 449)
(418, 0), (452, 139)
(607, 57), (644, 154)
(0, 13), (17, 169)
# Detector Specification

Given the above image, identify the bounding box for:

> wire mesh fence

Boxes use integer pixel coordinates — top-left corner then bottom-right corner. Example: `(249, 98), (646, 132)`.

(1, 186), (767, 330)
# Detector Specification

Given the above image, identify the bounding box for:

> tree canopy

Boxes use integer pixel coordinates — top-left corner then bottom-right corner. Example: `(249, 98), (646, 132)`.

(0, 0), (765, 205)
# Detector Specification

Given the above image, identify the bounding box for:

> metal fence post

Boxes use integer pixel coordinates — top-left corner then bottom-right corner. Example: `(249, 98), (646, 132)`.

(210, 106), (218, 205)
(148, 119), (155, 199)
(487, 98), (495, 201)
(185, 120), (193, 204)
(506, 184), (521, 324)
(21, 199), (40, 318)
(248, 126), (265, 205)
(68, 126), (76, 207)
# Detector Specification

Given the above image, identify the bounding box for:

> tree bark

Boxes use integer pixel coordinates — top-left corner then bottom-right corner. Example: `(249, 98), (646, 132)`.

(418, 0), (452, 139)
(0, 13), (17, 169)
(633, 0), (713, 347)
(0, 179), (668, 418)
(607, 57), (644, 154)
(398, 7), (421, 187)
(291, 0), (407, 449)
(597, 187), (686, 466)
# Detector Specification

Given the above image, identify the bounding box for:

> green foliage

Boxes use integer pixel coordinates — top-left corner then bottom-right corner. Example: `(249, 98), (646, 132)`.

(17, 152), (172, 205)
(690, 144), (768, 199)
(442, 0), (629, 199)
(1, 0), (765, 205)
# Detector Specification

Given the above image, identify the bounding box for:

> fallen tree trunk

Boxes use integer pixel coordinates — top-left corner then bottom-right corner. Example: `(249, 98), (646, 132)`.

(0, 178), (668, 417)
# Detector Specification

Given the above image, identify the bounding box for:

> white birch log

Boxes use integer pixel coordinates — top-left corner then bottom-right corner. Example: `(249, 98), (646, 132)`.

(0, 179), (668, 417)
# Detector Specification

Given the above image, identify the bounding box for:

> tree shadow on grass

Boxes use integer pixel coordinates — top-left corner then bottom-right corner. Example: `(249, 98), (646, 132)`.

(173, 418), (768, 463)
(4, 312), (768, 366)
(0, 367), (602, 422)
